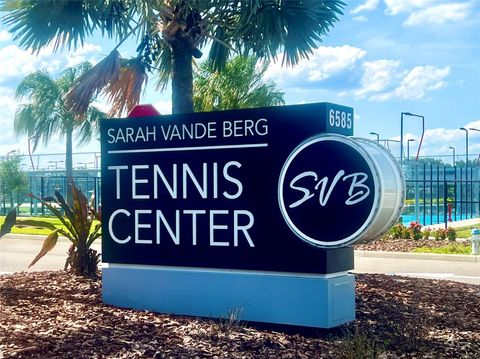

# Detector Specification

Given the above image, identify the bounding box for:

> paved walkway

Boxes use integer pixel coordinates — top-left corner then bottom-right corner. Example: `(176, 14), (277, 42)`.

(2, 232), (479, 285)
(354, 250), (480, 285)
(427, 217), (480, 230)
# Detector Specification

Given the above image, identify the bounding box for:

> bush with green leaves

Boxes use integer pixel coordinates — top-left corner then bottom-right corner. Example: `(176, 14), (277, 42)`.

(0, 154), (28, 209)
(402, 226), (411, 239)
(422, 227), (432, 240)
(445, 227), (457, 241)
(433, 228), (447, 241)
(29, 181), (101, 277)
(408, 221), (422, 240)
(389, 223), (406, 239)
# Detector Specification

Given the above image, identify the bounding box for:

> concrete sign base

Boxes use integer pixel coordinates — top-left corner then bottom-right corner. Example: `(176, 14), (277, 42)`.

(102, 264), (355, 328)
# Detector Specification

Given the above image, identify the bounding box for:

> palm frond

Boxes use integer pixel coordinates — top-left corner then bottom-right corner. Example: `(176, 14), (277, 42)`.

(1, 0), (91, 52)
(153, 38), (172, 91)
(15, 70), (59, 101)
(232, 0), (345, 66)
(57, 62), (93, 95)
(13, 104), (35, 136)
(207, 26), (231, 72)
(65, 50), (121, 118)
(1, 0), (133, 52)
(193, 55), (284, 112)
(104, 58), (148, 117)
(76, 106), (106, 144)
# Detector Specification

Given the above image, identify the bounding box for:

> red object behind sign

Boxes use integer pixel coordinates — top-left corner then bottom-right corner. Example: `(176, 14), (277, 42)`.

(127, 104), (161, 118)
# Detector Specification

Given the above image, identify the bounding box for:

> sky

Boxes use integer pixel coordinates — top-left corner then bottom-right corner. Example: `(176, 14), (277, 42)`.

(0, 0), (479, 168)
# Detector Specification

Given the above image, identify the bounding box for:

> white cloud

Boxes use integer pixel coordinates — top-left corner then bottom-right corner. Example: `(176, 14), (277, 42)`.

(383, 124), (480, 158)
(465, 120), (480, 132)
(0, 30), (11, 42)
(383, 0), (433, 15)
(0, 44), (62, 83)
(356, 64), (450, 101)
(0, 42), (102, 86)
(419, 123), (480, 157)
(0, 88), (21, 154)
(353, 15), (368, 22)
(66, 43), (102, 67)
(351, 0), (380, 14)
(404, 2), (473, 26)
(265, 45), (366, 84)
(389, 65), (450, 100)
(0, 88), (16, 114)
(154, 100), (172, 115)
(355, 60), (402, 98)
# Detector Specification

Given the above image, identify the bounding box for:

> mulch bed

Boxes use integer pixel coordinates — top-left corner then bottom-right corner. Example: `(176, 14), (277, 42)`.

(354, 238), (472, 252)
(1, 271), (479, 358)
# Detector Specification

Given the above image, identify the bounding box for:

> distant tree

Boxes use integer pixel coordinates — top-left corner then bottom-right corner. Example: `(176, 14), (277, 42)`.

(453, 159), (478, 168)
(0, 154), (28, 210)
(14, 63), (105, 203)
(1, 0), (345, 114)
(415, 157), (447, 166)
(194, 56), (284, 112)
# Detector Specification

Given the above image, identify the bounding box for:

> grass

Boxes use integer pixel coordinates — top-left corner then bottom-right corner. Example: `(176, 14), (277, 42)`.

(413, 244), (471, 255)
(456, 223), (480, 239)
(0, 215), (99, 236)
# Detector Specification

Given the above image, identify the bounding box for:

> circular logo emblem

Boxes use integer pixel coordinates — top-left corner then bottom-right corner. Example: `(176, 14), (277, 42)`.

(278, 135), (378, 248)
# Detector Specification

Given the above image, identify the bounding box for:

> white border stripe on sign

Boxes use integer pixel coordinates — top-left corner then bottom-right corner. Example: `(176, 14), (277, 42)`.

(108, 143), (268, 154)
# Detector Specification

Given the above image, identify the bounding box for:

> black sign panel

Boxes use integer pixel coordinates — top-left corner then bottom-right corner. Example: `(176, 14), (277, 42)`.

(101, 103), (358, 274)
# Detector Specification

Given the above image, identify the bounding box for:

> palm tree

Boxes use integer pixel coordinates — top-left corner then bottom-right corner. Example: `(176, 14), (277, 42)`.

(14, 63), (105, 202)
(194, 56), (284, 112)
(1, 0), (345, 115)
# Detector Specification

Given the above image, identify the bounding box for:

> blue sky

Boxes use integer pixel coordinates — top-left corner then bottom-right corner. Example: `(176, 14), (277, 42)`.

(0, 0), (479, 166)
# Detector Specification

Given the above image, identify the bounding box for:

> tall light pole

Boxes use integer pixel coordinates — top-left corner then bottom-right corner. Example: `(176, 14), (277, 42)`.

(407, 139), (415, 160)
(369, 132), (380, 143)
(459, 127), (469, 167)
(401, 112), (424, 162)
(449, 146), (456, 167)
(469, 127), (480, 165)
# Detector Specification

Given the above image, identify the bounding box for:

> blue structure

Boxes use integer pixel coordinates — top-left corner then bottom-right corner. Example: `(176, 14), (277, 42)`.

(103, 265), (355, 328)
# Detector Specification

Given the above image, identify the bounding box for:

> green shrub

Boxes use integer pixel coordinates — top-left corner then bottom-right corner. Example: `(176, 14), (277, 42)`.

(28, 181), (101, 277)
(433, 228), (447, 240)
(422, 227), (432, 240)
(445, 227), (457, 241)
(389, 223), (406, 239)
(408, 221), (422, 240)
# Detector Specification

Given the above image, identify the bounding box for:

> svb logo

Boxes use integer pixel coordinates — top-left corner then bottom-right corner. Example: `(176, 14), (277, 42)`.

(278, 134), (379, 248)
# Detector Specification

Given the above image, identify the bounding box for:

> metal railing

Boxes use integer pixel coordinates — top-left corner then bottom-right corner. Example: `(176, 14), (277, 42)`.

(401, 161), (480, 227)
(1, 162), (479, 229)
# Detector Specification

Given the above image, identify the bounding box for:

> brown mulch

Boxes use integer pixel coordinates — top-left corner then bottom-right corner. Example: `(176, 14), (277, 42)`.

(354, 238), (472, 252)
(1, 271), (479, 358)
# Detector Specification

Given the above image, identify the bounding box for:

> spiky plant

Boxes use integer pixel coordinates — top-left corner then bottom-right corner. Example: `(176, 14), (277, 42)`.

(29, 181), (101, 277)
(0, 207), (18, 239)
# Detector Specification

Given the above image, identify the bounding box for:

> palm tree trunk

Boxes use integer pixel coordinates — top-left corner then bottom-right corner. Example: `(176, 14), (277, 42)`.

(65, 127), (73, 205)
(171, 42), (194, 114)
